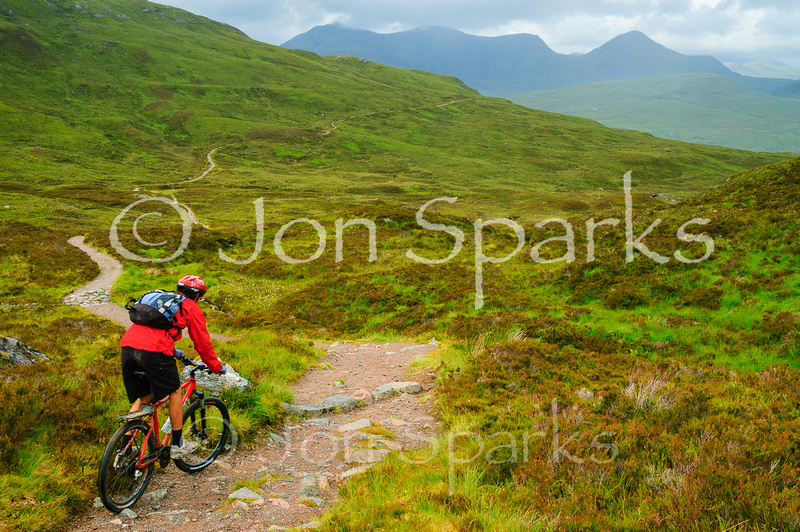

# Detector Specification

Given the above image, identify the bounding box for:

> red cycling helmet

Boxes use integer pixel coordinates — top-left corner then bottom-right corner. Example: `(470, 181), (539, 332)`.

(177, 275), (207, 300)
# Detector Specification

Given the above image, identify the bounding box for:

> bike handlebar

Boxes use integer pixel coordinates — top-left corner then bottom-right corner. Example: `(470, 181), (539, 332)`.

(174, 349), (225, 375)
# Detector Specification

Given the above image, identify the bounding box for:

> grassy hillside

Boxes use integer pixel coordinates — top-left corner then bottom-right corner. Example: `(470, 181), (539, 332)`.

(1, 0), (799, 530)
(511, 72), (800, 153)
(724, 59), (800, 80)
(320, 157), (800, 531)
(773, 79), (800, 99)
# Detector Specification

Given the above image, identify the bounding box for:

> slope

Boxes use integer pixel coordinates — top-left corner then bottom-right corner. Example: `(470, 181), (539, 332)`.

(511, 72), (800, 153)
(1, 1), (789, 236)
(317, 153), (800, 529)
(773, 79), (800, 99)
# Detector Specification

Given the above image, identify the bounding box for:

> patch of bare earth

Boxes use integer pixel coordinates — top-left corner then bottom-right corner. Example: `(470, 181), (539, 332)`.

(68, 341), (441, 531)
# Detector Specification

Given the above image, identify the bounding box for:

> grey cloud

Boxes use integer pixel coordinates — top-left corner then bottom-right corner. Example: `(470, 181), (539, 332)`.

(161, 0), (800, 66)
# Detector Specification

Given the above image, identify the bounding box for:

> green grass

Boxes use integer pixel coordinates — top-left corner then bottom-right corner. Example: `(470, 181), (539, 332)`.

(511, 72), (800, 153)
(2, 1), (800, 530)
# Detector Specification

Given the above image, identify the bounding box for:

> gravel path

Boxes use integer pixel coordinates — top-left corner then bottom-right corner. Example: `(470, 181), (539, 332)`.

(64, 236), (233, 341)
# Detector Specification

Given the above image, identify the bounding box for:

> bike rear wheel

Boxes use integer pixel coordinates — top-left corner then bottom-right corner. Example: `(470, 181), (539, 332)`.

(97, 419), (156, 513)
(174, 397), (230, 473)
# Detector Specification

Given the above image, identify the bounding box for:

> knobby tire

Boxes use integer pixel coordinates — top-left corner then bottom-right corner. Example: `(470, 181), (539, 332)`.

(173, 397), (230, 473)
(97, 419), (156, 513)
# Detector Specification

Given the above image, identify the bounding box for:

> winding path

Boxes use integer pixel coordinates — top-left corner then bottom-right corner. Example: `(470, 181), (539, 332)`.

(63, 236), (131, 327)
(320, 97), (469, 138)
(64, 236), (232, 341)
(186, 146), (220, 183)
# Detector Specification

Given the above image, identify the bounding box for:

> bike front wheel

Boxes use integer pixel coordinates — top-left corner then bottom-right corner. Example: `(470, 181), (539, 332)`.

(97, 419), (156, 513)
(174, 397), (230, 473)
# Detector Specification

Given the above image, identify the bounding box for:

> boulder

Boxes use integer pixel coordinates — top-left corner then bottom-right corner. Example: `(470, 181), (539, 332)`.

(179, 360), (251, 395)
(0, 337), (50, 368)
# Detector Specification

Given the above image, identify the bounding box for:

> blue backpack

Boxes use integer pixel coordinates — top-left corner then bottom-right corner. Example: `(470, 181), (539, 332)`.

(125, 290), (186, 331)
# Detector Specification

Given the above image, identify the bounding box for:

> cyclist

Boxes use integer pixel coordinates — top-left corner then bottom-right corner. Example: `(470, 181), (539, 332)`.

(119, 275), (224, 458)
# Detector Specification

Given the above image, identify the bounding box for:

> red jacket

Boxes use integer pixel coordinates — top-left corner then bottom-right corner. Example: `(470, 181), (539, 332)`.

(120, 297), (222, 374)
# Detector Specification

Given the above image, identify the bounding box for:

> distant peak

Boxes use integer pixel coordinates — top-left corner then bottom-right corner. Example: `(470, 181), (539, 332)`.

(606, 31), (658, 45)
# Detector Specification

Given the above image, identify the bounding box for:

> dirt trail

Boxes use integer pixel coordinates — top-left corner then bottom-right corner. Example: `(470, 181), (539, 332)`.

(64, 237), (233, 342)
(186, 147), (220, 183)
(68, 341), (440, 531)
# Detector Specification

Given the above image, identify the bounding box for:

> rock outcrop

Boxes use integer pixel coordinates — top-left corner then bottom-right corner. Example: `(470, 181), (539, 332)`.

(0, 336), (51, 368)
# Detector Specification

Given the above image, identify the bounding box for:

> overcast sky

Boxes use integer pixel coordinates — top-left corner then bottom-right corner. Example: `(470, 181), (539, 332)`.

(161, 0), (800, 67)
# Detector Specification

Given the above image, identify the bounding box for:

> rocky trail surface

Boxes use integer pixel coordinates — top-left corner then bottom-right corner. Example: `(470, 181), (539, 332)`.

(69, 340), (440, 531)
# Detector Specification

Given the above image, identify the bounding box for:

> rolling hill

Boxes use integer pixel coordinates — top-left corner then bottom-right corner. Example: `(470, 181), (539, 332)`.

(511, 72), (800, 153)
(773, 79), (800, 99)
(724, 59), (800, 80)
(1, 0), (788, 234)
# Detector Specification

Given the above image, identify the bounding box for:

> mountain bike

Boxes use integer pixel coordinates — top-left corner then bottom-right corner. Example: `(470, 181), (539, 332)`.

(97, 351), (231, 513)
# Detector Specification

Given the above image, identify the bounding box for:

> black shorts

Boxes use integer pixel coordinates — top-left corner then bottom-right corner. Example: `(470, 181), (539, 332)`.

(121, 347), (181, 403)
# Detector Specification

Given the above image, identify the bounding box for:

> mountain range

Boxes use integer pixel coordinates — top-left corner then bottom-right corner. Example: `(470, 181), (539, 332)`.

(283, 24), (800, 152)
(282, 24), (795, 97)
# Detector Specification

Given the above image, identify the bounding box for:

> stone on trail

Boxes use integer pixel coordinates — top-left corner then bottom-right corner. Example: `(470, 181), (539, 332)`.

(320, 394), (357, 412)
(281, 402), (325, 417)
(371, 381), (422, 402)
(391, 381), (422, 394)
(345, 448), (390, 465)
(299, 473), (319, 495)
(338, 418), (371, 432)
(371, 383), (395, 402)
(281, 394), (357, 418)
(228, 487), (262, 501)
(119, 509), (138, 519)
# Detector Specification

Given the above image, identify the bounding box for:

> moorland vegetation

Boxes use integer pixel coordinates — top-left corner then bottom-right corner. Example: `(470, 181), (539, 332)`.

(1, 0), (800, 530)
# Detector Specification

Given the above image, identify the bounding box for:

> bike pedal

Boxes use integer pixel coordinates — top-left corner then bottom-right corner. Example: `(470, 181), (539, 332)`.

(158, 446), (172, 468)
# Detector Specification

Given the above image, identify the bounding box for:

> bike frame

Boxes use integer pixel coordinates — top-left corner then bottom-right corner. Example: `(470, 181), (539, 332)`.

(122, 370), (203, 469)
